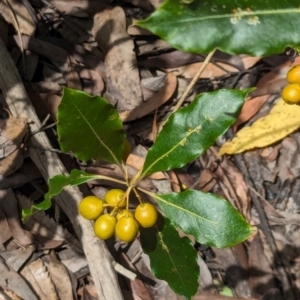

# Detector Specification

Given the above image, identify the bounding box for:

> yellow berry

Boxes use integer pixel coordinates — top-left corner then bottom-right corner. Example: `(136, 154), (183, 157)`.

(104, 189), (126, 208)
(78, 196), (104, 220)
(287, 65), (300, 84)
(115, 216), (139, 243)
(135, 203), (158, 228)
(282, 83), (300, 104)
(94, 214), (116, 240)
(116, 209), (134, 220)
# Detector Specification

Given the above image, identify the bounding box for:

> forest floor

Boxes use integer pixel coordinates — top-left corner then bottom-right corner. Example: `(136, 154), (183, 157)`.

(0, 0), (299, 299)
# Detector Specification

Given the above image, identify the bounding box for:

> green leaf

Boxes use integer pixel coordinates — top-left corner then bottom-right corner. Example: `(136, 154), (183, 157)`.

(22, 170), (122, 219)
(140, 89), (251, 178)
(153, 190), (253, 248)
(58, 88), (125, 165)
(140, 217), (199, 299)
(137, 0), (300, 56)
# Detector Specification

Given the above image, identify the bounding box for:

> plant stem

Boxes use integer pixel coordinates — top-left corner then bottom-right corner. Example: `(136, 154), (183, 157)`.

(172, 48), (216, 113)
(94, 174), (127, 186)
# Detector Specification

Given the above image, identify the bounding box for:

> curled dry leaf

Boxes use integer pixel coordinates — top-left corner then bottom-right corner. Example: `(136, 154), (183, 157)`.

(0, 114), (28, 177)
(20, 258), (58, 300)
(219, 98), (300, 155)
(0, 0), (35, 36)
(0, 189), (33, 245)
(92, 7), (143, 110)
(119, 72), (177, 121)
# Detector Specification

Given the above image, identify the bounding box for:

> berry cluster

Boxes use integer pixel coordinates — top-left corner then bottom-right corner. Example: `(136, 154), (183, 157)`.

(282, 65), (300, 104)
(78, 189), (158, 243)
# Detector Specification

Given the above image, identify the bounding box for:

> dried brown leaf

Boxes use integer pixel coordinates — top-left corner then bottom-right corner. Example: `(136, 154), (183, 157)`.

(92, 7), (143, 110)
(248, 232), (277, 299)
(0, 259), (38, 300)
(0, 245), (35, 272)
(49, 251), (73, 300)
(0, 209), (11, 249)
(0, 0), (35, 36)
(171, 61), (238, 78)
(20, 258), (58, 300)
(126, 153), (165, 180)
(198, 169), (216, 192)
(241, 55), (261, 70)
(233, 95), (270, 132)
(120, 72), (177, 121)
(0, 189), (33, 245)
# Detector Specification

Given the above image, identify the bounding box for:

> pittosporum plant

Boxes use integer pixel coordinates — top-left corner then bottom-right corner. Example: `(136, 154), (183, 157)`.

(23, 0), (300, 298)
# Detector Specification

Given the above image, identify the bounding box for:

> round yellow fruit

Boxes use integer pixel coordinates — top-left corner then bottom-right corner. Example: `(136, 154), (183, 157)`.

(287, 65), (300, 84)
(134, 203), (158, 228)
(94, 214), (116, 240)
(115, 216), (139, 243)
(282, 83), (300, 104)
(78, 196), (104, 220)
(104, 189), (126, 208)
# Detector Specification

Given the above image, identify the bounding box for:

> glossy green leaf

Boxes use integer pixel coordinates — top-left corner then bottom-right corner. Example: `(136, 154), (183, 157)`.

(137, 0), (300, 56)
(58, 88), (125, 165)
(22, 170), (123, 219)
(140, 217), (199, 299)
(140, 89), (251, 178)
(153, 190), (253, 248)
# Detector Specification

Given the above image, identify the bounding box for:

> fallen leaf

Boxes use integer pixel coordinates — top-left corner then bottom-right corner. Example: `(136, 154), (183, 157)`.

(198, 169), (216, 192)
(0, 0), (35, 36)
(0, 189), (33, 245)
(219, 98), (300, 155)
(49, 251), (73, 300)
(126, 153), (165, 180)
(0, 259), (38, 300)
(119, 72), (177, 121)
(248, 231), (277, 299)
(1, 245), (35, 272)
(0, 111), (28, 177)
(170, 61), (238, 78)
(233, 95), (270, 132)
(92, 7), (143, 110)
(20, 258), (58, 300)
(241, 55), (261, 69)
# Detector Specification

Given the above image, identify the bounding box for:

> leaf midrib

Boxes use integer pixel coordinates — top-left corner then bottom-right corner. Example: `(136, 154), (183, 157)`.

(157, 231), (187, 293)
(142, 119), (207, 177)
(72, 101), (121, 166)
(151, 8), (300, 24)
(154, 194), (217, 225)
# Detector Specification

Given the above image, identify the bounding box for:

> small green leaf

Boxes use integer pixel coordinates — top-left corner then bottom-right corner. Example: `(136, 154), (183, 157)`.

(22, 170), (121, 219)
(137, 0), (300, 56)
(58, 88), (125, 165)
(140, 217), (199, 299)
(153, 190), (253, 248)
(141, 89), (251, 178)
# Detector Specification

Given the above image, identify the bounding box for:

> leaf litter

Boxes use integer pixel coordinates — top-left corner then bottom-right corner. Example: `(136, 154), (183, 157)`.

(0, 0), (300, 299)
